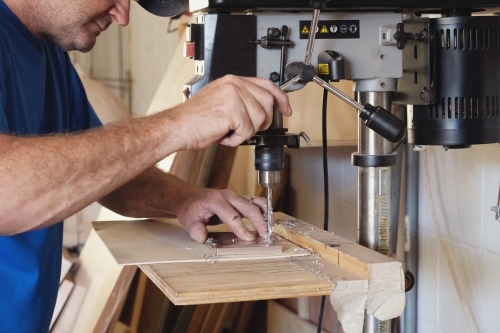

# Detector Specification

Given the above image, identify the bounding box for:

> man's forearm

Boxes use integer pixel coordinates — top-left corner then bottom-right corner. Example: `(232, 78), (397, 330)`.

(98, 166), (193, 218)
(0, 112), (180, 235)
(0, 75), (292, 235)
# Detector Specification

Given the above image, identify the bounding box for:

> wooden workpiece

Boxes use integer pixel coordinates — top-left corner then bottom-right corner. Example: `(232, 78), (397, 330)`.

(93, 213), (405, 333)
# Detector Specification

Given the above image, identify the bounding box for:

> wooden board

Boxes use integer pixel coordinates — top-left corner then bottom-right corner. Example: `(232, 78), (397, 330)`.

(138, 255), (361, 305)
(92, 218), (309, 265)
(273, 213), (395, 279)
(267, 300), (329, 333)
(92, 212), (404, 329)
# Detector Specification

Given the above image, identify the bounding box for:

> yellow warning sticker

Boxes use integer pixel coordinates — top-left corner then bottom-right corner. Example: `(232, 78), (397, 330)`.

(320, 25), (328, 33)
(318, 64), (329, 75)
(301, 25), (310, 34)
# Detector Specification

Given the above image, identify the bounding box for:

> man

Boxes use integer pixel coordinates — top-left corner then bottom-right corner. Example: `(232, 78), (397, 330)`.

(0, 0), (292, 331)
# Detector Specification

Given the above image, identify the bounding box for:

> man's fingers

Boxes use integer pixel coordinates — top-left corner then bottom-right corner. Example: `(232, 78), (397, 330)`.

(233, 195), (268, 238)
(239, 76), (292, 117)
(185, 221), (209, 244)
(212, 198), (257, 241)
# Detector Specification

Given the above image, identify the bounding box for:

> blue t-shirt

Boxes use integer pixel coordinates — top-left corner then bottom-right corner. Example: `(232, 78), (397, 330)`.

(0, 1), (102, 331)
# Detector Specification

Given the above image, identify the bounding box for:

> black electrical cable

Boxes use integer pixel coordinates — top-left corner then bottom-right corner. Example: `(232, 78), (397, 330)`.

(317, 88), (329, 333)
(167, 13), (184, 33)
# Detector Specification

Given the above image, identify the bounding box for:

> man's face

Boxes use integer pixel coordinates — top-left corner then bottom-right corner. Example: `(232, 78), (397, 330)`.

(34, 0), (130, 52)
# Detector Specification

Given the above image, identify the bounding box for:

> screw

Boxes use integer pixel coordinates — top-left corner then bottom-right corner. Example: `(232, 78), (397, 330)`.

(269, 72), (280, 82)
(418, 88), (429, 102)
(268, 28), (280, 37)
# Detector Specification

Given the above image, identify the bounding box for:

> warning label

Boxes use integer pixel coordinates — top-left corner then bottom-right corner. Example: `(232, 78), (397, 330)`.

(318, 64), (329, 75)
(299, 20), (360, 39)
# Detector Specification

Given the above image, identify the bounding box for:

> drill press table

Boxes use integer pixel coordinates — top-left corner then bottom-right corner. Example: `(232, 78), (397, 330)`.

(93, 212), (405, 333)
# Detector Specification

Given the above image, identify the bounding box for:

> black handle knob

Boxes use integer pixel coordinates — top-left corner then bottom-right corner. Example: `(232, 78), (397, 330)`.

(359, 104), (407, 143)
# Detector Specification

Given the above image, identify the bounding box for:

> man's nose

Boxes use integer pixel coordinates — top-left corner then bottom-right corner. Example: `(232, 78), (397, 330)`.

(109, 0), (130, 26)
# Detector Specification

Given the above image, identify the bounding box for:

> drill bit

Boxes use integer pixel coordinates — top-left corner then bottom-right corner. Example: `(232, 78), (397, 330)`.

(266, 187), (274, 244)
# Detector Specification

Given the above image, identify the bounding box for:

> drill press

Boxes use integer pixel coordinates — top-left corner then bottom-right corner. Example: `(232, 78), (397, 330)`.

(182, 1), (500, 332)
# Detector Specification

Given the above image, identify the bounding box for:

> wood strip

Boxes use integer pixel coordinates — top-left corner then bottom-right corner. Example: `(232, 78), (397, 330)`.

(172, 305), (197, 333)
(213, 302), (240, 333)
(137, 278), (172, 333)
(129, 271), (148, 332)
(273, 212), (395, 278)
(200, 303), (226, 333)
(186, 304), (211, 333)
(232, 302), (256, 333)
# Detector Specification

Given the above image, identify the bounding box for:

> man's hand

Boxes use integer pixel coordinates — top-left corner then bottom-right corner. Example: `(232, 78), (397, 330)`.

(171, 187), (269, 244)
(167, 75), (292, 151)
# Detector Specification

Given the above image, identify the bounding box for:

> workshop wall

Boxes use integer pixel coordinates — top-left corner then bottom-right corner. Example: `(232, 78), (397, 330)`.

(70, 2), (184, 116)
(285, 144), (500, 333)
(285, 146), (358, 242)
(417, 144), (500, 333)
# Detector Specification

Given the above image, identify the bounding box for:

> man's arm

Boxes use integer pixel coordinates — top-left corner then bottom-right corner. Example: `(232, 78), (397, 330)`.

(0, 75), (291, 235)
(99, 166), (269, 243)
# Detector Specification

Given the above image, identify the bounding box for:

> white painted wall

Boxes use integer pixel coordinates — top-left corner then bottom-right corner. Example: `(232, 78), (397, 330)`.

(71, 2), (188, 116)
(417, 145), (500, 333)
(285, 144), (500, 333)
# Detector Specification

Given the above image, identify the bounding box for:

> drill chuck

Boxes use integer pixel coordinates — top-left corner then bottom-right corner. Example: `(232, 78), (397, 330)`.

(255, 145), (284, 187)
(258, 170), (281, 188)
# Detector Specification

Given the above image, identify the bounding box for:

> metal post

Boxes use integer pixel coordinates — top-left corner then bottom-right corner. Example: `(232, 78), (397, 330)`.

(357, 91), (394, 333)
(403, 130), (419, 333)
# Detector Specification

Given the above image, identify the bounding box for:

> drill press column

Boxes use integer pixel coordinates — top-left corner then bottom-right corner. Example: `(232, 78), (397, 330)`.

(356, 90), (395, 333)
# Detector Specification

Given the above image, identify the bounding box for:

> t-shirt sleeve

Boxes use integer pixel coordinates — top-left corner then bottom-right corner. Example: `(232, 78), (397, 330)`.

(0, 91), (7, 134)
(0, 40), (8, 134)
(65, 55), (102, 132)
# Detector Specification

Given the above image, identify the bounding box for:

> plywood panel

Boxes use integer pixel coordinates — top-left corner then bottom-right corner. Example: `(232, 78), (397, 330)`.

(93, 213), (403, 312)
(92, 219), (309, 265)
(138, 256), (358, 305)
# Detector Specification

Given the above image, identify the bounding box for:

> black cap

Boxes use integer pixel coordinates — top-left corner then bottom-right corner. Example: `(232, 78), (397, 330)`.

(136, 0), (188, 17)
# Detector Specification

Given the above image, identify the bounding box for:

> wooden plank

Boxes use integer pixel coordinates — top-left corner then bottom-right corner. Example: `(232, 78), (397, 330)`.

(138, 255), (361, 305)
(50, 280), (75, 330)
(51, 285), (87, 333)
(212, 302), (240, 333)
(93, 213), (403, 317)
(273, 213), (395, 279)
(136, 278), (172, 333)
(129, 271), (148, 332)
(172, 305), (197, 333)
(200, 303), (225, 333)
(92, 219), (309, 266)
(68, 230), (135, 333)
(92, 265), (136, 333)
(186, 304), (211, 333)
(267, 300), (328, 333)
(232, 302), (256, 333)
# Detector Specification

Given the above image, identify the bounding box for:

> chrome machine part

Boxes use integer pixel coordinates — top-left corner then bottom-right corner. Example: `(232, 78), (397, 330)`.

(403, 141), (420, 333)
(356, 91), (395, 333)
(258, 170), (281, 188)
